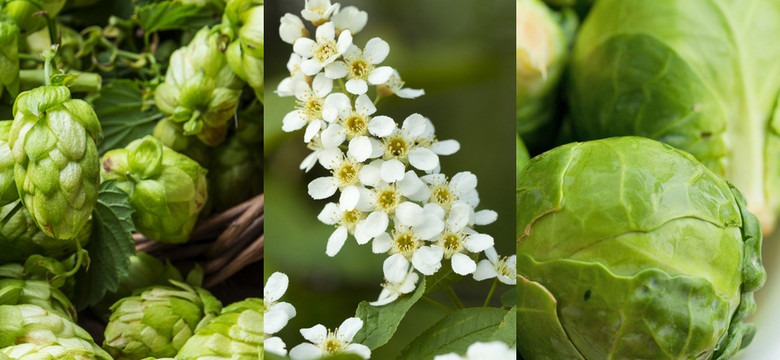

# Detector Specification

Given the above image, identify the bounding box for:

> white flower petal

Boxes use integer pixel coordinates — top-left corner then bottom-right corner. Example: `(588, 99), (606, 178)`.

(463, 233), (494, 253)
(355, 212), (389, 244)
(384, 254), (410, 283)
(416, 213), (444, 240)
(289, 343), (323, 360)
(282, 110), (308, 132)
(368, 66), (393, 85)
(408, 148), (439, 171)
(264, 308), (290, 334)
(397, 171), (424, 197)
(402, 113), (428, 138)
(312, 73), (334, 97)
(370, 289), (399, 306)
(264, 272), (289, 302)
(372, 232), (392, 253)
(451, 253), (477, 275)
(395, 202), (425, 227)
(348, 136), (373, 163)
(323, 93), (351, 122)
(300, 323), (328, 343)
(432, 140), (460, 155)
(308, 177), (339, 199)
(412, 246), (443, 275)
(475, 210), (498, 225)
(264, 336), (288, 356)
(279, 13), (307, 45)
(300, 151), (319, 172)
(304, 119), (322, 143)
(337, 29), (353, 53)
(472, 259), (498, 281)
(317, 202), (341, 225)
(368, 116), (396, 137)
(364, 37), (390, 64)
(447, 203), (472, 231)
(346, 79), (369, 94)
(424, 203), (446, 220)
(346, 343), (372, 359)
(325, 226), (347, 257)
(339, 185), (360, 211)
(395, 87), (425, 99)
(317, 148), (343, 169)
(324, 61), (349, 79)
(337, 317), (364, 342)
(358, 160), (382, 187)
(321, 124), (346, 148)
(301, 59), (324, 76)
(451, 172), (478, 195)
(355, 94), (377, 116)
(293, 37), (316, 58)
(380, 159), (406, 183)
(315, 22), (336, 42)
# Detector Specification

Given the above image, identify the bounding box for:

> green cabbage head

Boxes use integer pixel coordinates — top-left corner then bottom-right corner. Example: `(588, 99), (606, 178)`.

(567, 0), (780, 233)
(516, 137), (764, 360)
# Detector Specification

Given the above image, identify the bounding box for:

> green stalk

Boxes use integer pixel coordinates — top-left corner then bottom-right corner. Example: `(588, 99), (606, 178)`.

(19, 69), (102, 92)
(483, 279), (499, 307)
(444, 286), (464, 309)
(421, 296), (453, 313)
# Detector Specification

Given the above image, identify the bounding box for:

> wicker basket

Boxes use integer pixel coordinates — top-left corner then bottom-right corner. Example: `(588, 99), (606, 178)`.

(133, 193), (264, 288)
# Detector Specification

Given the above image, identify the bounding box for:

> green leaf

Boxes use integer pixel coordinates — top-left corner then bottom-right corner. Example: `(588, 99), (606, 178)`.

(398, 307), (512, 359)
(500, 288), (516, 309)
(91, 79), (162, 155)
(135, 1), (219, 34)
(352, 277), (426, 350)
(423, 259), (461, 295)
(72, 180), (136, 310)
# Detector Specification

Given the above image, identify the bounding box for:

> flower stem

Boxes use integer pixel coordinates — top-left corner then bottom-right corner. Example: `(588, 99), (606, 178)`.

(20, 69), (102, 93)
(483, 279), (499, 307)
(445, 286), (464, 309)
(422, 296), (453, 312)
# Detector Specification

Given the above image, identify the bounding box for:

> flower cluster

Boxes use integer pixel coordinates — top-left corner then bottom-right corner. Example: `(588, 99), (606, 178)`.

(264, 272), (371, 359)
(277, 0), (516, 306)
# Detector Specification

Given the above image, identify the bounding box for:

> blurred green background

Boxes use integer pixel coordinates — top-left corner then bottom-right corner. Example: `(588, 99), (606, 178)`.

(264, 0), (515, 357)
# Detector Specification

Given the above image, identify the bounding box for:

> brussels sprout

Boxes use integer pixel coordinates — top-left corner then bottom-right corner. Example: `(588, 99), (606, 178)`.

(567, 0), (780, 232)
(516, 0), (575, 154)
(516, 137), (764, 359)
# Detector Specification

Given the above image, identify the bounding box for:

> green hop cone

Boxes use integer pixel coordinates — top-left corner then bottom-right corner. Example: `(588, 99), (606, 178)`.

(0, 263), (76, 321)
(0, 121), (18, 205)
(224, 0), (263, 100)
(0, 0), (67, 34)
(101, 136), (208, 244)
(209, 135), (261, 212)
(0, 22), (19, 101)
(175, 298), (262, 360)
(91, 252), (185, 322)
(0, 201), (91, 263)
(0, 304), (110, 359)
(103, 281), (223, 360)
(9, 86), (101, 240)
(2, 343), (106, 360)
(154, 26), (243, 147)
(152, 118), (211, 167)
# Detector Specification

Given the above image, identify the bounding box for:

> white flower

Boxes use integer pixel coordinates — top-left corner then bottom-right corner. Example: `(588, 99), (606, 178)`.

(421, 172), (479, 210)
(372, 214), (445, 283)
(324, 38), (393, 94)
(332, 6), (368, 35)
(378, 68), (425, 99)
(308, 148), (365, 210)
(321, 93), (394, 161)
(473, 247), (516, 285)
(370, 271), (419, 306)
(294, 22), (352, 76)
(379, 114), (459, 177)
(280, 13), (309, 45)
(434, 341), (516, 360)
(301, 0), (339, 26)
(289, 317), (372, 360)
(282, 73), (333, 143)
(300, 135), (328, 173)
(276, 53), (307, 97)
(429, 203), (494, 275)
(264, 272), (297, 335)
(318, 202), (366, 256)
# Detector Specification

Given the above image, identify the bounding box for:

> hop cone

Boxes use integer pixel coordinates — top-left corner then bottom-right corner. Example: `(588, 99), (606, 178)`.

(91, 252), (185, 322)
(154, 26), (243, 147)
(0, 304), (110, 360)
(175, 298), (262, 360)
(0, 263), (76, 321)
(152, 118), (211, 167)
(0, 22), (19, 100)
(224, 0), (263, 100)
(209, 132), (261, 212)
(0, 0), (66, 34)
(103, 281), (222, 360)
(101, 136), (208, 244)
(2, 344), (104, 360)
(0, 201), (91, 263)
(0, 121), (18, 205)
(9, 86), (101, 240)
